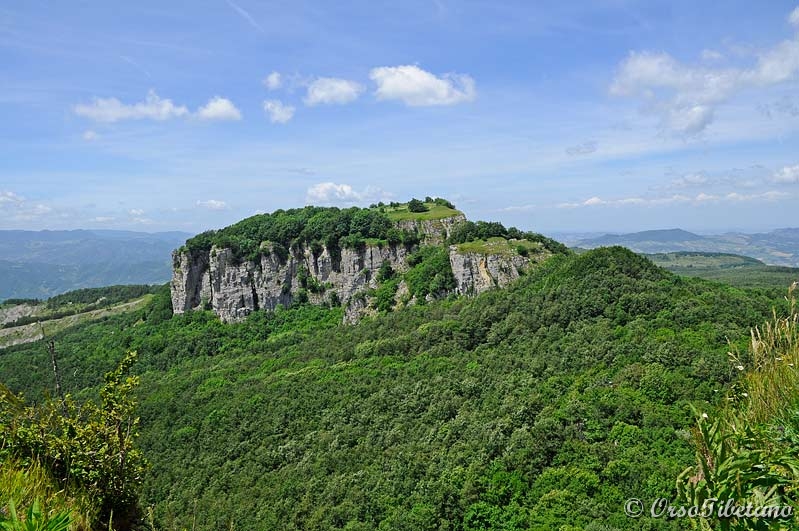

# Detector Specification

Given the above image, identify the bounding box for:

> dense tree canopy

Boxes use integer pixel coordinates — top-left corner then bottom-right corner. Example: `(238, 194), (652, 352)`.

(0, 247), (790, 530)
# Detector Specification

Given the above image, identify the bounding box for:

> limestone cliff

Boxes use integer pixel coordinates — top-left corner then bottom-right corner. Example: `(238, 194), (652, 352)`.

(393, 213), (467, 244)
(171, 214), (551, 323)
(172, 243), (411, 322)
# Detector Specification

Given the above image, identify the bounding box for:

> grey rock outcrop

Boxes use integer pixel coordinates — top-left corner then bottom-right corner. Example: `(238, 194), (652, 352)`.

(170, 214), (551, 323)
(394, 214), (466, 244)
(449, 249), (530, 295)
(172, 242), (412, 323)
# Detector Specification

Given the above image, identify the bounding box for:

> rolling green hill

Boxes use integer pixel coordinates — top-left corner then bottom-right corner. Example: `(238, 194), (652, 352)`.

(1, 247), (792, 530)
(645, 252), (799, 289)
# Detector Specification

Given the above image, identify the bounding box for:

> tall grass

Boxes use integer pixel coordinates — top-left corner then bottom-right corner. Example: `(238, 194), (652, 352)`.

(0, 458), (94, 530)
(729, 282), (799, 426)
(677, 283), (799, 530)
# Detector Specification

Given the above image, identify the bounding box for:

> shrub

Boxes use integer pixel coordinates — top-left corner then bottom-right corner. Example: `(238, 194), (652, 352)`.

(407, 199), (428, 213)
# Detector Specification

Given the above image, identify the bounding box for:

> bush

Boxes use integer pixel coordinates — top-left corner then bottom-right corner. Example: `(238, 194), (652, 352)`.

(0, 352), (146, 528)
(407, 199), (428, 213)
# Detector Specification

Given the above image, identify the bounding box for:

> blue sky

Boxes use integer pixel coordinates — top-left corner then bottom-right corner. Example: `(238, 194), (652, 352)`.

(2, 0), (798, 234)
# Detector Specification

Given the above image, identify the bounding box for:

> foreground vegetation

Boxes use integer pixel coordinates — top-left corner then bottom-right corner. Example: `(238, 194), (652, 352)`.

(676, 284), (799, 530)
(1, 247), (793, 530)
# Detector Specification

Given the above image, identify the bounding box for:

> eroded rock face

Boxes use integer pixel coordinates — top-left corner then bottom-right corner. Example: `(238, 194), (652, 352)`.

(449, 249), (530, 295)
(170, 250), (211, 313)
(394, 214), (466, 244)
(171, 243), (412, 323)
(170, 214), (549, 324)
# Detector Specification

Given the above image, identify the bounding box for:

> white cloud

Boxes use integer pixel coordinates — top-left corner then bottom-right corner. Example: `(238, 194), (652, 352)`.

(74, 90), (189, 122)
(129, 208), (145, 216)
(667, 104), (714, 134)
(263, 99), (295, 123)
(669, 173), (708, 188)
(304, 77), (363, 106)
(226, 0), (265, 34)
(82, 130), (98, 141)
(196, 97), (242, 121)
(610, 8), (799, 134)
(305, 182), (391, 205)
(558, 190), (787, 208)
(369, 65), (476, 106)
(695, 192), (717, 202)
(701, 49), (724, 61)
(0, 191), (23, 204)
(90, 216), (115, 223)
(264, 71), (282, 90)
(196, 199), (228, 210)
(790, 6), (799, 27)
(774, 164), (799, 183)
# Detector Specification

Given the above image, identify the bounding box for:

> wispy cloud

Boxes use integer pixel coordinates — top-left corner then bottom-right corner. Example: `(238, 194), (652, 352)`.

(119, 55), (152, 78)
(0, 190), (55, 222)
(74, 90), (189, 122)
(773, 164), (799, 183)
(305, 182), (391, 205)
(565, 140), (597, 156)
(196, 199), (228, 210)
(610, 6), (799, 134)
(225, 0), (265, 34)
(74, 91), (241, 122)
(557, 190), (789, 208)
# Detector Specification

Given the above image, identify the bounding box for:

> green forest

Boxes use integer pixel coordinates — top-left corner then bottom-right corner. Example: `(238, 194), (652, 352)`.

(2, 241), (798, 530)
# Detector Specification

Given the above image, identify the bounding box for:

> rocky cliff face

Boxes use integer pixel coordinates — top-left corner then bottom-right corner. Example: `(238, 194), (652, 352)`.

(172, 243), (411, 322)
(171, 215), (548, 323)
(449, 249), (530, 295)
(394, 214), (467, 244)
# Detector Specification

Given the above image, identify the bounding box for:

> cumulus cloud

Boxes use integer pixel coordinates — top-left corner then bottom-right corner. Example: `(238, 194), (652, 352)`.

(791, 6), (799, 27)
(74, 90), (190, 122)
(774, 164), (799, 183)
(610, 7), (799, 134)
(82, 130), (98, 141)
(129, 208), (145, 216)
(369, 65), (476, 106)
(264, 71), (282, 90)
(196, 199), (228, 210)
(263, 99), (295, 123)
(75, 91), (241, 123)
(305, 182), (391, 205)
(196, 97), (242, 121)
(565, 141), (598, 156)
(304, 77), (363, 106)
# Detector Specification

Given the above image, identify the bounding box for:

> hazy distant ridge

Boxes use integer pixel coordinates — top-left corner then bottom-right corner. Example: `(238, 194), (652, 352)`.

(0, 229), (192, 300)
(575, 228), (799, 267)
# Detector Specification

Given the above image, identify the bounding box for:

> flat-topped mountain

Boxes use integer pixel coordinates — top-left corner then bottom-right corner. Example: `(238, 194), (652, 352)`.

(170, 198), (567, 323)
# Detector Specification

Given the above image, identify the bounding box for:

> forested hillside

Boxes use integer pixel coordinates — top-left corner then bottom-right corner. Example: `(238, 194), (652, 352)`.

(0, 247), (790, 530)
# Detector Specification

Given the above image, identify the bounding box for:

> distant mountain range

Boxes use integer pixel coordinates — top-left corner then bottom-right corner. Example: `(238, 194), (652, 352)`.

(0, 230), (192, 300)
(566, 228), (799, 267)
